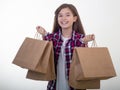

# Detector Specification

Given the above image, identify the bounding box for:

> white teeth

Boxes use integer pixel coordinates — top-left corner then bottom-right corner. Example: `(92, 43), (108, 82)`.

(62, 21), (68, 24)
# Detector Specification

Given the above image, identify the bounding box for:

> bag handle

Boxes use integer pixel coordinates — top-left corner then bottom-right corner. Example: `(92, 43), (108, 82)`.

(91, 39), (97, 47)
(34, 32), (42, 40)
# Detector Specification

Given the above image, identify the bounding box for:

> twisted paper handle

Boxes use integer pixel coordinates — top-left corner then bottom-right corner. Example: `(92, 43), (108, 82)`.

(34, 32), (42, 40)
(91, 39), (97, 47)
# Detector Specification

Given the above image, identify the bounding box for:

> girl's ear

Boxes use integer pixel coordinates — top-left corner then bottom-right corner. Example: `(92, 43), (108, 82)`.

(73, 16), (77, 22)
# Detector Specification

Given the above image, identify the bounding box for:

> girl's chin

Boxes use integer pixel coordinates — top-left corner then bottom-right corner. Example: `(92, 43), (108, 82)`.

(61, 28), (72, 31)
(61, 26), (69, 29)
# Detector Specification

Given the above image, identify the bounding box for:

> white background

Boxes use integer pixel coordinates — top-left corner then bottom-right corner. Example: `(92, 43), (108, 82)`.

(0, 0), (120, 90)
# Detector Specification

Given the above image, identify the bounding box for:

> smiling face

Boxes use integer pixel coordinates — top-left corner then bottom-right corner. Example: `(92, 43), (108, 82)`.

(57, 7), (77, 30)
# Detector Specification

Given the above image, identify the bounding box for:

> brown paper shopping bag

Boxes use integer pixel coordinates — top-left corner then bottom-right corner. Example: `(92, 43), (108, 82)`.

(74, 47), (116, 80)
(69, 40), (116, 81)
(69, 40), (116, 89)
(12, 37), (55, 74)
(26, 42), (56, 81)
(69, 50), (100, 89)
(26, 50), (55, 81)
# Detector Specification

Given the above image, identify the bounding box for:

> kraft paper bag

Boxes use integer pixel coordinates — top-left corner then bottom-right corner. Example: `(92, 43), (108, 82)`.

(12, 37), (55, 74)
(26, 48), (55, 81)
(26, 43), (56, 81)
(71, 47), (116, 81)
(69, 51), (100, 89)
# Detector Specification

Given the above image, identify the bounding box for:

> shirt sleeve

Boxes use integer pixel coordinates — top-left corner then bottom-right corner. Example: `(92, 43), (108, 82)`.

(43, 33), (54, 41)
(75, 34), (88, 47)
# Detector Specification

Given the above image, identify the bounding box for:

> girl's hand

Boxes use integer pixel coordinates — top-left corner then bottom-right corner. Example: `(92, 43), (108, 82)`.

(82, 34), (95, 43)
(36, 26), (47, 36)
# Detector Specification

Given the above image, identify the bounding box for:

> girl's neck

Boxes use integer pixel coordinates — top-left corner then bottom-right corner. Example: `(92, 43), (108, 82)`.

(62, 28), (72, 38)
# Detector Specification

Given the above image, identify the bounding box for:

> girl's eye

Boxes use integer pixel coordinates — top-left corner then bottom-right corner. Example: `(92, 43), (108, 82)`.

(58, 14), (70, 17)
(66, 14), (70, 16)
(58, 14), (62, 17)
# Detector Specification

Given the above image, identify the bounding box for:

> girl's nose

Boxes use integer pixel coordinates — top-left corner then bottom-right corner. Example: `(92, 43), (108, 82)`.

(62, 16), (67, 20)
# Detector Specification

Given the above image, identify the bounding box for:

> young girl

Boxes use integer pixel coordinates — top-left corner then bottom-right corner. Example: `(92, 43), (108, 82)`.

(36, 3), (94, 90)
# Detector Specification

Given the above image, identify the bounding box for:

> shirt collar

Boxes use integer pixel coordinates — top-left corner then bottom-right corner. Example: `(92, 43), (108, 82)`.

(57, 29), (76, 41)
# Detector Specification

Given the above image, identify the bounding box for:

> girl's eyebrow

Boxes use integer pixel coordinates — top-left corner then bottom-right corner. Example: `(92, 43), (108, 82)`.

(65, 12), (71, 14)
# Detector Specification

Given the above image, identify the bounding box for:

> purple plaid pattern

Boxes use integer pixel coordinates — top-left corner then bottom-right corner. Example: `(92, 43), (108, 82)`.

(43, 30), (86, 90)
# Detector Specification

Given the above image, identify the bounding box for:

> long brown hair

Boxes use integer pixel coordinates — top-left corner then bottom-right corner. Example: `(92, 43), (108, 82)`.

(52, 3), (85, 35)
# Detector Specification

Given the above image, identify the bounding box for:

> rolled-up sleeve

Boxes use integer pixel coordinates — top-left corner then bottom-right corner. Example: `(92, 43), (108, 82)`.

(75, 34), (88, 47)
(43, 33), (54, 41)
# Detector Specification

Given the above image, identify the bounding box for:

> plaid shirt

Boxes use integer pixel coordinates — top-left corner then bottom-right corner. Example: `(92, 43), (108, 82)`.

(43, 30), (86, 90)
